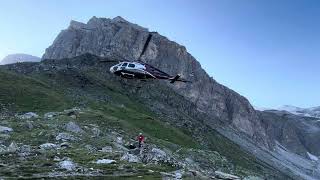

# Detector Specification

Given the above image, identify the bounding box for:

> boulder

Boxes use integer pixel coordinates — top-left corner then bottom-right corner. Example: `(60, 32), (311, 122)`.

(0, 126), (13, 133)
(0, 145), (7, 154)
(64, 122), (83, 133)
(100, 146), (112, 153)
(24, 121), (34, 129)
(96, 159), (116, 164)
(17, 112), (39, 119)
(56, 132), (75, 141)
(58, 159), (76, 171)
(60, 142), (71, 149)
(116, 136), (123, 144)
(151, 148), (167, 161)
(19, 145), (32, 156)
(92, 127), (101, 137)
(39, 143), (57, 150)
(7, 142), (18, 153)
(44, 112), (59, 119)
(121, 152), (140, 163)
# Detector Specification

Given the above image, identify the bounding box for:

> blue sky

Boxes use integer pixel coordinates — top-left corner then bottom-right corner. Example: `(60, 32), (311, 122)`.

(0, 0), (319, 108)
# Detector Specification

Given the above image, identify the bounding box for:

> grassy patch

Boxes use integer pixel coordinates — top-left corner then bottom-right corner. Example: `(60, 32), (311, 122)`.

(0, 70), (71, 113)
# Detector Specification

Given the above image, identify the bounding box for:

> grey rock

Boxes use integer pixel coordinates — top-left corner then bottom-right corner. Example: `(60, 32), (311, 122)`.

(116, 136), (123, 144)
(56, 132), (75, 141)
(214, 171), (240, 180)
(60, 142), (71, 149)
(44, 112), (59, 119)
(19, 145), (31, 153)
(120, 152), (140, 163)
(96, 159), (116, 164)
(7, 142), (18, 153)
(25, 121), (34, 129)
(85, 144), (97, 153)
(39, 143), (57, 150)
(18, 145), (32, 156)
(0, 125), (13, 133)
(151, 148), (167, 161)
(0, 144), (7, 154)
(58, 159), (76, 171)
(64, 121), (83, 133)
(92, 127), (101, 137)
(160, 171), (182, 180)
(141, 147), (171, 164)
(17, 112), (39, 119)
(100, 146), (112, 153)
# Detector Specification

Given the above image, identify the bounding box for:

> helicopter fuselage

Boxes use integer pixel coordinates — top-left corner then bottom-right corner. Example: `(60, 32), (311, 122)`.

(108, 61), (190, 83)
(110, 61), (155, 79)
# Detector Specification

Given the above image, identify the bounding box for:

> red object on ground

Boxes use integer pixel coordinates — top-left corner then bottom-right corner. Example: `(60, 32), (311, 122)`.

(138, 135), (145, 142)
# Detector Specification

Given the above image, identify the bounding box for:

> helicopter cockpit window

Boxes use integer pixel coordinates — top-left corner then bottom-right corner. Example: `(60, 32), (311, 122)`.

(128, 64), (135, 68)
(122, 63), (128, 67)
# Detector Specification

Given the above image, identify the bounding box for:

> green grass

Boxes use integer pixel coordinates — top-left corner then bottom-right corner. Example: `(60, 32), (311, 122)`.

(0, 69), (71, 113)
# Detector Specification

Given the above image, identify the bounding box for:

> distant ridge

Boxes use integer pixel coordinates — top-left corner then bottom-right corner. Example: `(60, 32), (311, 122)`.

(0, 53), (40, 65)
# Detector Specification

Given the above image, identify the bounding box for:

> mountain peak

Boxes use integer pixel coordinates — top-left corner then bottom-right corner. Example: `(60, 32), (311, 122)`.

(112, 16), (127, 23)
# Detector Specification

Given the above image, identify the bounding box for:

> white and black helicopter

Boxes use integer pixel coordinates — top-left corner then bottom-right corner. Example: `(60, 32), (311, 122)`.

(100, 33), (190, 83)
(107, 60), (190, 83)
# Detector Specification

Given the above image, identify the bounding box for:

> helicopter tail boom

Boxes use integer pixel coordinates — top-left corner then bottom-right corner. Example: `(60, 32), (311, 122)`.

(170, 74), (181, 83)
(169, 74), (191, 83)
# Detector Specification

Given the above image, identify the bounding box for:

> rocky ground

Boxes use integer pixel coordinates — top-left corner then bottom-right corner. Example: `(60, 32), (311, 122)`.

(0, 108), (252, 179)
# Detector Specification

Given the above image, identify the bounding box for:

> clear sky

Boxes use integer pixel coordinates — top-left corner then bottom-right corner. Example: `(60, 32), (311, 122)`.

(0, 0), (319, 108)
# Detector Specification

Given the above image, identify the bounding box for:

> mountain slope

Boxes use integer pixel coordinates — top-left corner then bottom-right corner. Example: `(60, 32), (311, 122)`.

(0, 54), (289, 179)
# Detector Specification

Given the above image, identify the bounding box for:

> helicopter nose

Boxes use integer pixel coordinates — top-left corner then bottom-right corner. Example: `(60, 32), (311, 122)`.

(110, 66), (114, 73)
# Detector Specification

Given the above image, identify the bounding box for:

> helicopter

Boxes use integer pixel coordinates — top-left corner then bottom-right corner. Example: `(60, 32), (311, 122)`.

(100, 52), (191, 83)
(107, 60), (190, 83)
(100, 33), (190, 83)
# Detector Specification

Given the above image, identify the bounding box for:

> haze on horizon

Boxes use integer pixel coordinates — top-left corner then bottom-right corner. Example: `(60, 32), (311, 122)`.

(0, 0), (319, 109)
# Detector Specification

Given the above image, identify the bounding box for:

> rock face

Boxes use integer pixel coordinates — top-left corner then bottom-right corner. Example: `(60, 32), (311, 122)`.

(260, 110), (320, 157)
(42, 16), (268, 147)
(0, 54), (40, 65)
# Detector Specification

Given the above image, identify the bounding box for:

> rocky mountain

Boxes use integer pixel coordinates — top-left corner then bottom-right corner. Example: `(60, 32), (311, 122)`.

(43, 16), (269, 148)
(40, 16), (320, 179)
(0, 53), (40, 65)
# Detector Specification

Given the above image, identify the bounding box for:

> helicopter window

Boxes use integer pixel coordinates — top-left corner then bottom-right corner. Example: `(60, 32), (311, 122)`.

(128, 64), (135, 68)
(122, 63), (128, 67)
